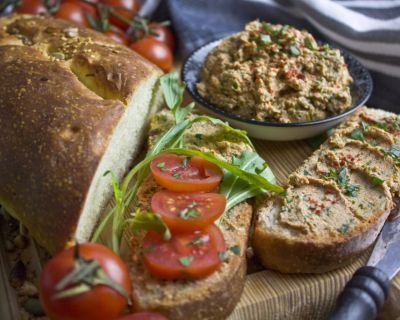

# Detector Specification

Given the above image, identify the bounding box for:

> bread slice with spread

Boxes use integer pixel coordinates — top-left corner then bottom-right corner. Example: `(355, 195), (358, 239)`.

(127, 110), (254, 320)
(253, 107), (400, 273)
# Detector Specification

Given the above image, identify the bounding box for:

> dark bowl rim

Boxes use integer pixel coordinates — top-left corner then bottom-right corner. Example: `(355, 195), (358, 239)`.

(181, 38), (373, 128)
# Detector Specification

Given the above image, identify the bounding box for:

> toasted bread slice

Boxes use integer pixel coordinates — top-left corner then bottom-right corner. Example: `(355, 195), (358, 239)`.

(128, 177), (252, 320)
(253, 107), (399, 273)
(127, 110), (255, 319)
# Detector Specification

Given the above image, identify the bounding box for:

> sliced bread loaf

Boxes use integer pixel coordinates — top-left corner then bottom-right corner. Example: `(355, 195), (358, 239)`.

(253, 107), (400, 273)
(0, 14), (162, 254)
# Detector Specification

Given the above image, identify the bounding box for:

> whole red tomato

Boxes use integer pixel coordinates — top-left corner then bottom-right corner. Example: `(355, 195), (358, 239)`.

(104, 27), (128, 45)
(130, 37), (173, 72)
(101, 0), (141, 30)
(149, 23), (175, 52)
(15, 0), (47, 14)
(39, 243), (131, 320)
(54, 1), (97, 28)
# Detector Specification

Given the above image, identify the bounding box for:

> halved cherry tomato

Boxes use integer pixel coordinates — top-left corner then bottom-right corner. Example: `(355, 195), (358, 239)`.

(149, 22), (175, 52)
(104, 27), (128, 45)
(101, 0), (140, 30)
(151, 191), (226, 233)
(129, 37), (172, 72)
(54, 1), (97, 27)
(118, 312), (168, 320)
(39, 243), (131, 320)
(150, 154), (223, 192)
(16, 0), (47, 14)
(143, 224), (226, 280)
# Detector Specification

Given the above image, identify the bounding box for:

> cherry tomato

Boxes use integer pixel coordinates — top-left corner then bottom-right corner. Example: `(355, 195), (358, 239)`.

(150, 154), (223, 192)
(54, 1), (97, 28)
(101, 0), (140, 30)
(15, 0), (47, 14)
(149, 23), (175, 51)
(118, 312), (168, 320)
(39, 243), (131, 320)
(143, 224), (226, 280)
(151, 191), (226, 233)
(104, 27), (128, 45)
(129, 37), (172, 72)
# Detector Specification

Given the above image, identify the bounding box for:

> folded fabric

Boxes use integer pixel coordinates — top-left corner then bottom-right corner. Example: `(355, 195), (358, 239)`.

(164, 0), (400, 112)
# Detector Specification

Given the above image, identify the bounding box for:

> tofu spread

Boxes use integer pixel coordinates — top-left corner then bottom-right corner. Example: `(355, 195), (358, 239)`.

(197, 21), (353, 123)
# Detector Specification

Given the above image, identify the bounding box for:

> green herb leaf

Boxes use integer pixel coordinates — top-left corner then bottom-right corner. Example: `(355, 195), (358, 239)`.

(304, 37), (316, 50)
(386, 144), (400, 158)
(103, 171), (122, 207)
(160, 72), (185, 119)
(345, 184), (360, 197)
(337, 223), (350, 234)
(289, 45), (300, 56)
(229, 245), (241, 255)
(172, 172), (181, 179)
(351, 128), (365, 141)
(218, 252), (226, 261)
(156, 161), (166, 170)
(130, 209), (171, 241)
(191, 237), (204, 245)
(337, 167), (348, 187)
(361, 121), (369, 131)
(370, 175), (384, 186)
(260, 34), (271, 44)
(179, 255), (193, 267)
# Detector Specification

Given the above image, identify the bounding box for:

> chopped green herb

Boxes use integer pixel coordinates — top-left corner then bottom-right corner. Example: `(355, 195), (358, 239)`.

(345, 184), (360, 197)
(337, 167), (348, 187)
(195, 133), (203, 140)
(303, 170), (310, 176)
(144, 245), (158, 252)
(289, 45), (300, 56)
(156, 162), (166, 171)
(361, 121), (369, 131)
(304, 37), (316, 50)
(218, 252), (226, 261)
(337, 223), (350, 234)
(260, 34), (272, 44)
(172, 172), (181, 179)
(181, 157), (189, 168)
(229, 245), (241, 255)
(350, 128), (364, 141)
(191, 237), (204, 245)
(370, 175), (384, 186)
(179, 255), (193, 267)
(386, 144), (400, 158)
(280, 190), (288, 197)
(178, 201), (200, 219)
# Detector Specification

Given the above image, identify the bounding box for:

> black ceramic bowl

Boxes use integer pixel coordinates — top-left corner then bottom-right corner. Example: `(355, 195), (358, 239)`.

(182, 39), (373, 141)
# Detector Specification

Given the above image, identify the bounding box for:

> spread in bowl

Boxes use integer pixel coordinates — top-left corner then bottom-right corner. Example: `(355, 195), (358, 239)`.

(196, 21), (353, 123)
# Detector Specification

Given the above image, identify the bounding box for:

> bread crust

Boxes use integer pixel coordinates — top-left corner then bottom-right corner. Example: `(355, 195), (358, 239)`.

(128, 177), (252, 320)
(0, 14), (161, 253)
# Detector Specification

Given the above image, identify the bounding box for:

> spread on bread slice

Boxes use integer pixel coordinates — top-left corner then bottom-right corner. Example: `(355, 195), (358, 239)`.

(253, 107), (400, 273)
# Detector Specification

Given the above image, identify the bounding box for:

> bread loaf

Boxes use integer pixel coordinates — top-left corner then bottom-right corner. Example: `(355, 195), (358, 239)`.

(253, 107), (399, 273)
(0, 14), (162, 254)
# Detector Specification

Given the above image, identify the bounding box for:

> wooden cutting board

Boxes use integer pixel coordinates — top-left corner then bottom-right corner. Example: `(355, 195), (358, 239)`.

(1, 133), (399, 320)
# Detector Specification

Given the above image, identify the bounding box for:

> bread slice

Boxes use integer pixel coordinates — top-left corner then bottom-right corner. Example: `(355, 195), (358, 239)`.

(126, 110), (254, 319)
(0, 15), (162, 254)
(253, 107), (400, 273)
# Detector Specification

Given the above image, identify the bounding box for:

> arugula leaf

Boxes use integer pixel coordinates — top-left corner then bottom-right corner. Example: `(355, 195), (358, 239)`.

(160, 72), (186, 124)
(130, 209), (171, 241)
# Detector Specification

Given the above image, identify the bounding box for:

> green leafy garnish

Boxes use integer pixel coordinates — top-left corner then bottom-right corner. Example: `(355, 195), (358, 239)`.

(156, 162), (166, 170)
(337, 167), (348, 187)
(350, 128), (365, 141)
(178, 201), (200, 219)
(370, 175), (384, 186)
(386, 144), (400, 158)
(289, 45), (300, 56)
(172, 172), (181, 179)
(191, 237), (205, 245)
(337, 223), (350, 234)
(260, 34), (271, 44)
(229, 245), (241, 255)
(179, 255), (193, 267)
(345, 184), (360, 197)
(130, 209), (171, 241)
(304, 37), (316, 50)
(218, 252), (226, 261)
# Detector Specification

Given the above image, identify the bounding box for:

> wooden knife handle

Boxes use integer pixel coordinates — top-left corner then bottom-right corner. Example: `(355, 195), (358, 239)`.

(329, 266), (390, 320)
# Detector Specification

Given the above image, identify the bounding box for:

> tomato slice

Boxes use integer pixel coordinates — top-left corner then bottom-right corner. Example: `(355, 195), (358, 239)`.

(151, 191), (226, 233)
(143, 225), (226, 280)
(150, 154), (223, 192)
(118, 312), (167, 320)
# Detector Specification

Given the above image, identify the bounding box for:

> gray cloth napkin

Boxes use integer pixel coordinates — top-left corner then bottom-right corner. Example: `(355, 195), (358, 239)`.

(163, 0), (400, 112)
